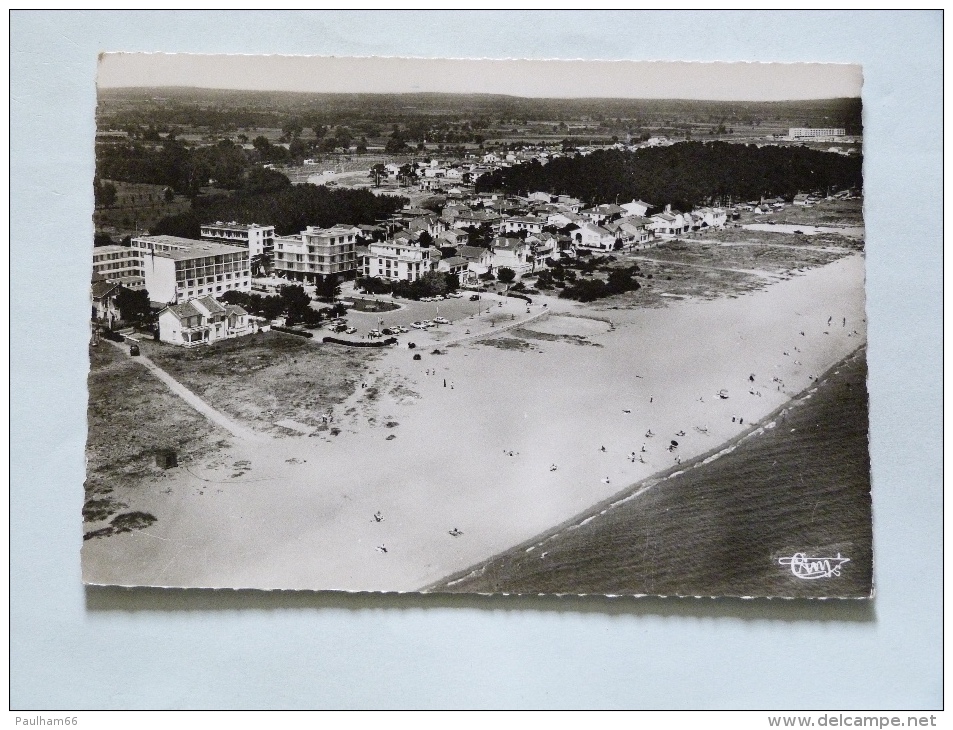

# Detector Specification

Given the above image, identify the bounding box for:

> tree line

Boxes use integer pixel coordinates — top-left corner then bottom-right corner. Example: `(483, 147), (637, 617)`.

(475, 142), (863, 211)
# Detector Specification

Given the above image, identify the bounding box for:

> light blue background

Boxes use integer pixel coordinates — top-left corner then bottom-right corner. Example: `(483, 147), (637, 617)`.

(10, 11), (942, 709)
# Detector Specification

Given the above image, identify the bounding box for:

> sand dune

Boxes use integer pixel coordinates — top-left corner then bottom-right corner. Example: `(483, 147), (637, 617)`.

(82, 253), (867, 592)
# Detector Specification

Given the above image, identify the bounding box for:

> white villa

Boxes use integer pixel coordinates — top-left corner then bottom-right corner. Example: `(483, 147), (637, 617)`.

(570, 222), (617, 251)
(157, 295), (252, 347)
(361, 238), (435, 282)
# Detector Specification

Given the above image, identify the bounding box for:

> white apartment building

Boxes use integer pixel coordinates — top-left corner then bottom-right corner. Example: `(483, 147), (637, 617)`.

(157, 295), (252, 347)
(273, 225), (360, 282)
(200, 221), (275, 259)
(500, 215), (545, 236)
(91, 245), (145, 290)
(788, 127), (846, 139)
(361, 239), (435, 282)
(132, 235), (251, 304)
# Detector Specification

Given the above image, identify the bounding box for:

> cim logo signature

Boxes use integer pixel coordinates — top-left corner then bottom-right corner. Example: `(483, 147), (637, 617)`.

(778, 552), (850, 580)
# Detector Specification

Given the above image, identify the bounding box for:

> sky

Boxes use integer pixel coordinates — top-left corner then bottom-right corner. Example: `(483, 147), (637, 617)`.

(97, 54), (862, 101)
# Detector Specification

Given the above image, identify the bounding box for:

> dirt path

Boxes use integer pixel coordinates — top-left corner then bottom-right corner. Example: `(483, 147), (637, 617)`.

(105, 340), (264, 442)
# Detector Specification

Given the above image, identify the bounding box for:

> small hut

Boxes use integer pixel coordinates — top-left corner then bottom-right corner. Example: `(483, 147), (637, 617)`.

(155, 449), (178, 469)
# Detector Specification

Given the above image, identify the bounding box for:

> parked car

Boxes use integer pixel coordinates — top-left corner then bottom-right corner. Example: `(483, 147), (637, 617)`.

(381, 328), (396, 335)
(411, 321), (428, 330)
(344, 327), (357, 335)
(129, 344), (140, 356)
(447, 292), (464, 298)
(395, 326), (410, 333)
(469, 294), (481, 301)
(432, 317), (449, 325)
(368, 329), (382, 338)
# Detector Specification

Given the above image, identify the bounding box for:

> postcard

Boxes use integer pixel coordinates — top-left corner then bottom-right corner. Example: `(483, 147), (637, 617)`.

(83, 55), (870, 598)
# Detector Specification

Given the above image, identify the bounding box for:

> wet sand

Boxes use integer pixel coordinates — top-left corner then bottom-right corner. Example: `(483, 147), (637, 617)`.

(82, 253), (867, 593)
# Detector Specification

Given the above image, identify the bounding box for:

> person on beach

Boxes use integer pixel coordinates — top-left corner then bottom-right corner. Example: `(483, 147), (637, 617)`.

(550, 464), (557, 472)
(443, 379), (446, 387)
(641, 445), (646, 452)
(373, 511), (383, 523)
(739, 417), (744, 425)
(639, 456), (645, 464)
(602, 477), (610, 484)
(600, 446), (606, 452)
(828, 316), (832, 325)
(645, 430), (654, 438)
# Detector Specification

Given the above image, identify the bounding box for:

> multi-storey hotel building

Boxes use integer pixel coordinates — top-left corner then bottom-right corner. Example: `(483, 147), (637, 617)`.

(273, 225), (360, 282)
(91, 245), (145, 290)
(788, 127), (846, 139)
(200, 221), (275, 259)
(132, 235), (251, 304)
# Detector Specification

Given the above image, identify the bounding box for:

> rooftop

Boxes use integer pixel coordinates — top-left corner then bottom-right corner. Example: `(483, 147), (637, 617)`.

(92, 244), (136, 256)
(137, 236), (248, 259)
(202, 221), (272, 231)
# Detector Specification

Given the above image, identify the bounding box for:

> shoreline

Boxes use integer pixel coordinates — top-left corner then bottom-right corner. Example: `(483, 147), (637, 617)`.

(424, 344), (867, 594)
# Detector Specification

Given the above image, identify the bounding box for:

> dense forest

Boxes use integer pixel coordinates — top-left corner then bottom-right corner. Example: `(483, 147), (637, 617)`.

(151, 184), (407, 239)
(475, 142), (863, 209)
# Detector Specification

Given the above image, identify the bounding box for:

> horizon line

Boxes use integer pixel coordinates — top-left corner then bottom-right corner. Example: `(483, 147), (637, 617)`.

(99, 85), (862, 103)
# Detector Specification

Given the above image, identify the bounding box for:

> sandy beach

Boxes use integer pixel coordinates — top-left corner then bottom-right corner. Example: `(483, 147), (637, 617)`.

(82, 252), (867, 592)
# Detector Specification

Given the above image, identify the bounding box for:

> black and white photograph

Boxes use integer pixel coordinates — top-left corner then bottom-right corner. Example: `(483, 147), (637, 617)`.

(82, 54), (870, 598)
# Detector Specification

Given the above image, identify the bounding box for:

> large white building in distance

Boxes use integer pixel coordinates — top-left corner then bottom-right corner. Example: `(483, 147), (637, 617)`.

(132, 235), (251, 304)
(200, 221), (275, 259)
(273, 225), (360, 282)
(788, 127), (846, 140)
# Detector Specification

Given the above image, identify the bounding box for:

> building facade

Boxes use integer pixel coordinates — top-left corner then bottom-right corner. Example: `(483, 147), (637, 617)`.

(273, 225), (360, 282)
(200, 222), (275, 259)
(91, 245), (145, 290)
(132, 235), (251, 304)
(361, 239), (435, 282)
(788, 127), (846, 139)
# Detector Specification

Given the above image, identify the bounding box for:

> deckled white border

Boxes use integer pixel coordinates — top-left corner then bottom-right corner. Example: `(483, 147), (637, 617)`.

(11, 10), (941, 709)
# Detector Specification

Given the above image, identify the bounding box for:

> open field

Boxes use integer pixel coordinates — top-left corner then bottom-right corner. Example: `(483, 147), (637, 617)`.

(633, 236), (851, 272)
(84, 341), (233, 537)
(136, 330), (381, 436)
(93, 180), (191, 236)
(82, 251), (867, 592)
(762, 198), (864, 227)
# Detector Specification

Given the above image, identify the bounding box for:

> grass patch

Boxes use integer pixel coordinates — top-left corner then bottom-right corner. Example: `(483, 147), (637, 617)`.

(137, 330), (380, 433)
(85, 342), (232, 524)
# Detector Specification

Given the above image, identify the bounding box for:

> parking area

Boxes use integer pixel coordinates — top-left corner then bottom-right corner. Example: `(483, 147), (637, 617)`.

(326, 290), (543, 345)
